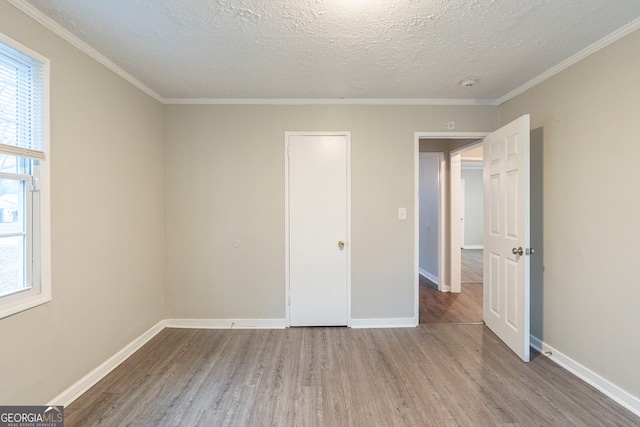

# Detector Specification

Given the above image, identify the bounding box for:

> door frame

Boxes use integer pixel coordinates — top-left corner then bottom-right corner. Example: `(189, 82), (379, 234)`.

(414, 132), (488, 322)
(461, 178), (465, 248)
(285, 131), (352, 327)
(450, 140), (484, 293)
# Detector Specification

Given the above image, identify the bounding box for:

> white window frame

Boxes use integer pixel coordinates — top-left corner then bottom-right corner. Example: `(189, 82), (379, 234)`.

(0, 32), (51, 320)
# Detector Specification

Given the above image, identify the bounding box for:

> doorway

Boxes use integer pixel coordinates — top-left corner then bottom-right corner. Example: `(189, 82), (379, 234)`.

(457, 143), (484, 305)
(415, 134), (486, 324)
(416, 116), (536, 362)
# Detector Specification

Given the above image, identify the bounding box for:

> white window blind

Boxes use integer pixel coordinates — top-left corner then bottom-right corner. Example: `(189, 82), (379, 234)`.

(0, 39), (45, 160)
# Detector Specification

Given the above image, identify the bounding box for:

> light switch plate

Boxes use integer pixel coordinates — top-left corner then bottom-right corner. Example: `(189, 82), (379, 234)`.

(398, 207), (407, 220)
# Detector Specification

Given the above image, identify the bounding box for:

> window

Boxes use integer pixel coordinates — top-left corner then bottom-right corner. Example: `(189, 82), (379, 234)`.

(0, 32), (50, 319)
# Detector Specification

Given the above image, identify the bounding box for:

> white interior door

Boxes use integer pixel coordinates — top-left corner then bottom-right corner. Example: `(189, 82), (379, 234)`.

(483, 115), (531, 362)
(287, 133), (349, 326)
(450, 153), (462, 293)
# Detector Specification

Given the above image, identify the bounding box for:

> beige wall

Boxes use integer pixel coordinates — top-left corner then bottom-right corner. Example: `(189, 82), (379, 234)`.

(501, 28), (640, 398)
(0, 1), (164, 404)
(418, 154), (441, 279)
(461, 168), (483, 247)
(9, 0), (640, 407)
(163, 105), (498, 320)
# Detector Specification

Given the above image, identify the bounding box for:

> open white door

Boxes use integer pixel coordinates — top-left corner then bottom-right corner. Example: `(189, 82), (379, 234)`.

(483, 115), (531, 362)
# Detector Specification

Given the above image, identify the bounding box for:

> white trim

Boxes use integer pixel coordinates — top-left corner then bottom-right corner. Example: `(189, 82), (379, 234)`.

(0, 293), (51, 320)
(450, 139), (485, 294)
(164, 318), (287, 329)
(462, 245), (483, 250)
(450, 152), (462, 293)
(461, 161), (483, 170)
(7, 0), (640, 107)
(437, 153), (447, 293)
(530, 336), (640, 418)
(48, 321), (165, 407)
(498, 17), (640, 105)
(284, 132), (352, 327)
(0, 31), (51, 320)
(413, 138), (420, 324)
(0, 30), (49, 65)
(419, 268), (439, 286)
(6, 0), (163, 103)
(164, 98), (498, 106)
(461, 178), (465, 248)
(417, 132), (489, 140)
(350, 318), (416, 328)
(420, 267), (451, 292)
(46, 316), (419, 406)
(46, 318), (640, 415)
(284, 135), (291, 326)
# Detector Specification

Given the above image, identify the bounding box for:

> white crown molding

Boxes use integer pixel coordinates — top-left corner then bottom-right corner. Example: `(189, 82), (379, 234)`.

(6, 0), (164, 103)
(497, 17), (640, 105)
(8, 0), (640, 108)
(163, 97), (499, 106)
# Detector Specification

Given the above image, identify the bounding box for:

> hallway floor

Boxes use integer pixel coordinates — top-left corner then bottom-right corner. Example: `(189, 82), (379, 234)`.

(419, 249), (483, 324)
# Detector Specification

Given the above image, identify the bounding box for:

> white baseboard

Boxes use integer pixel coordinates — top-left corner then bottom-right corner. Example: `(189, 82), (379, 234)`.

(350, 318), (417, 328)
(419, 268), (439, 285)
(48, 320), (165, 407)
(419, 269), (451, 291)
(531, 335), (640, 417)
(47, 318), (285, 406)
(462, 245), (483, 250)
(164, 318), (287, 329)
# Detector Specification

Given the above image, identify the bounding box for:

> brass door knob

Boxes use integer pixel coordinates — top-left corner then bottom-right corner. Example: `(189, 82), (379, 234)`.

(338, 241), (345, 248)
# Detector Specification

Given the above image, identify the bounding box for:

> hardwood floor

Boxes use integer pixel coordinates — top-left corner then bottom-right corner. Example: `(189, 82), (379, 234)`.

(65, 326), (640, 426)
(419, 249), (484, 324)
(419, 277), (483, 324)
(461, 249), (483, 283)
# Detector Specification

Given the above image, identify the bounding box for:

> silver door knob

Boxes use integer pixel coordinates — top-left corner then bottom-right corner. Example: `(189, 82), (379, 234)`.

(512, 247), (524, 256)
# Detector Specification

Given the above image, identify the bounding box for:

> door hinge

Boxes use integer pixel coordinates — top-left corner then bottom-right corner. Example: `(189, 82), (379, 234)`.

(288, 294), (291, 305)
(287, 146), (291, 157)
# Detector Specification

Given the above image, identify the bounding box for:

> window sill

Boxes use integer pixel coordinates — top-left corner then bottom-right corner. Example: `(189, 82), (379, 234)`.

(0, 292), (51, 320)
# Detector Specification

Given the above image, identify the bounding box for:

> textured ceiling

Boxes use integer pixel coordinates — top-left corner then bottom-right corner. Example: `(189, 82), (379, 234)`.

(17, 0), (640, 100)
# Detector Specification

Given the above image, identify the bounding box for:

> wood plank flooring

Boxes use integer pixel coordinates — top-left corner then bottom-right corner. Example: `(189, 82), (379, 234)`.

(419, 277), (483, 324)
(461, 249), (483, 284)
(65, 326), (640, 426)
(420, 249), (484, 324)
